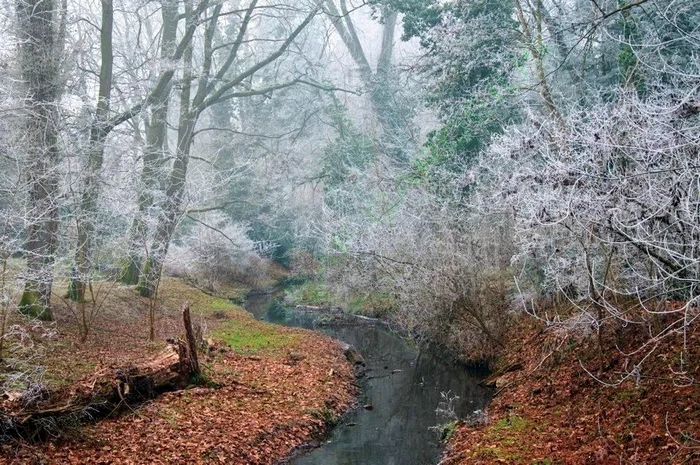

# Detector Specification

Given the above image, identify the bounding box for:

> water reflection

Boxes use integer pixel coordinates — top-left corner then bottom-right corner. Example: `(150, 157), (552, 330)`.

(244, 296), (491, 465)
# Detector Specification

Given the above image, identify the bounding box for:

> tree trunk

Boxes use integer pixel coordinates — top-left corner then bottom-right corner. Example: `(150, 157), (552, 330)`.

(69, 0), (114, 302)
(514, 0), (561, 121)
(137, 4), (197, 297)
(121, 0), (179, 286)
(181, 304), (201, 380)
(135, 112), (196, 297)
(368, 8), (411, 164)
(16, 0), (64, 320)
(324, 2), (411, 165)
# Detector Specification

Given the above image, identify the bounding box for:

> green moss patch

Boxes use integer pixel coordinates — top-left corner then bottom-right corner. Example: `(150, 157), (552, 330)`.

(493, 414), (529, 431)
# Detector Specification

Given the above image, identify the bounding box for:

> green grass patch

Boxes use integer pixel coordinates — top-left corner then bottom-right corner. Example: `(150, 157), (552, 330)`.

(431, 420), (460, 441)
(209, 298), (235, 311)
(468, 414), (533, 463)
(158, 278), (241, 314)
(472, 445), (524, 462)
(613, 387), (641, 402)
(347, 292), (398, 318)
(215, 320), (299, 355)
(159, 279), (301, 355)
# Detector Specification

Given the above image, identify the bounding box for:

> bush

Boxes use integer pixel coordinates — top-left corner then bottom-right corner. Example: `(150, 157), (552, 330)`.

(165, 213), (268, 292)
(320, 175), (515, 366)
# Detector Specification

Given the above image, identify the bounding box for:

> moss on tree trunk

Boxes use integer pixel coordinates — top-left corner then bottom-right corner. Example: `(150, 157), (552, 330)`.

(67, 267), (86, 302)
(136, 258), (156, 297)
(120, 257), (141, 285)
(18, 288), (52, 321)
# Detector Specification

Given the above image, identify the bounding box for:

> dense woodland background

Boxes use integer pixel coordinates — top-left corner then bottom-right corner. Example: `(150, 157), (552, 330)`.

(1, 0), (698, 387)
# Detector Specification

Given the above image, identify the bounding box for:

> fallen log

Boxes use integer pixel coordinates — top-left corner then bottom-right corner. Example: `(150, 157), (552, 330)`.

(480, 360), (523, 389)
(1, 344), (183, 441)
(1, 304), (202, 441)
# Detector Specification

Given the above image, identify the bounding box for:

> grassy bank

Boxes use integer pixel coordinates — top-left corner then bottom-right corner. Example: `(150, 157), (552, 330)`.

(283, 280), (398, 319)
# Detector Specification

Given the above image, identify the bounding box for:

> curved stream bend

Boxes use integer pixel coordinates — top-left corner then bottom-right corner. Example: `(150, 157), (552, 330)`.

(244, 294), (491, 465)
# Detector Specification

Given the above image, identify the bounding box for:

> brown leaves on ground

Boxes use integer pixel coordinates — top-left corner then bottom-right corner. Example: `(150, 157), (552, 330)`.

(0, 278), (356, 464)
(442, 317), (700, 465)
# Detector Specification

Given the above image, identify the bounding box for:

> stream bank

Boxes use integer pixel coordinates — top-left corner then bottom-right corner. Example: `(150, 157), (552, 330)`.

(0, 279), (357, 465)
(440, 318), (700, 464)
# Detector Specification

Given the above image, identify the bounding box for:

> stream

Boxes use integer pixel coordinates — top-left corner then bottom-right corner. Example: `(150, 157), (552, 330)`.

(243, 293), (492, 465)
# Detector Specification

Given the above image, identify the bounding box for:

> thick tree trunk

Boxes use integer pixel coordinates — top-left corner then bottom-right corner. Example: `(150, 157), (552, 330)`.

(135, 114), (196, 297)
(16, 0), (64, 320)
(137, 9), (197, 298)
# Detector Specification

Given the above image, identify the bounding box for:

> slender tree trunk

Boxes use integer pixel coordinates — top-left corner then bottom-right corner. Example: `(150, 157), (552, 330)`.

(325, 2), (410, 164)
(367, 8), (410, 164)
(17, 0), (64, 320)
(514, 0), (561, 121)
(122, 0), (179, 285)
(69, 0), (114, 301)
(137, 12), (196, 297)
(0, 255), (9, 359)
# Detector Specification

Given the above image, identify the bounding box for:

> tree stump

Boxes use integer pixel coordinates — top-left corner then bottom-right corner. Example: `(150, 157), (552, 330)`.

(180, 303), (201, 381)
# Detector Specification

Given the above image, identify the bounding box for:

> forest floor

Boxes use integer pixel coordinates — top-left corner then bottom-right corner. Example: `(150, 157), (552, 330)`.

(442, 312), (700, 465)
(0, 277), (357, 464)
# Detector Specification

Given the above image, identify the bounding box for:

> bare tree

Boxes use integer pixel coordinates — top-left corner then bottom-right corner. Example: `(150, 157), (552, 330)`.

(136, 0), (323, 297)
(68, 0), (212, 296)
(323, 0), (415, 164)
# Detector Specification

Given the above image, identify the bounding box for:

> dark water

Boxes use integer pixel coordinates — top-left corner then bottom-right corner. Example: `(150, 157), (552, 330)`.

(243, 294), (491, 465)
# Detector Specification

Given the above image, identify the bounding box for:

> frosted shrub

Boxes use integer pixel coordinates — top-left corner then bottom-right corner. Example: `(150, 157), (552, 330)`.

(474, 87), (700, 375)
(165, 214), (267, 291)
(320, 171), (514, 365)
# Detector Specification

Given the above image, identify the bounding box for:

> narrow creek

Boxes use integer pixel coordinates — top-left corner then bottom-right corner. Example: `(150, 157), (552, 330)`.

(243, 293), (492, 465)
